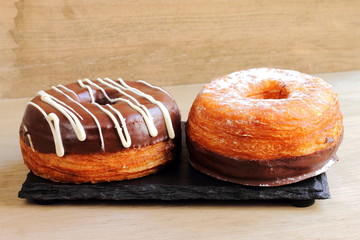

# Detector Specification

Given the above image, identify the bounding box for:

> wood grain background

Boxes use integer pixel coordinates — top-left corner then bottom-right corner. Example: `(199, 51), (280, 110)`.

(1, 0), (360, 98)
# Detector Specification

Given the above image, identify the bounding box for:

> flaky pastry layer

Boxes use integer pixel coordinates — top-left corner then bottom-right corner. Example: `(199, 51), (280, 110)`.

(187, 68), (343, 160)
(20, 138), (177, 183)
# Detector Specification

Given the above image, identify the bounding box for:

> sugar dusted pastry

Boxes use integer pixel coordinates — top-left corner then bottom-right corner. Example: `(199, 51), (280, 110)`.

(186, 68), (343, 186)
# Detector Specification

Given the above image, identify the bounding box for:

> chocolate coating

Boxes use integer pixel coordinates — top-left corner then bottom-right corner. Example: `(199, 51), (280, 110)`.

(186, 133), (342, 186)
(19, 80), (181, 155)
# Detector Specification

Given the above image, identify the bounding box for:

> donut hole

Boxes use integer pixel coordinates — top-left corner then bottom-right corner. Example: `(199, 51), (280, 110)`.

(95, 96), (113, 105)
(92, 89), (117, 105)
(245, 80), (289, 99)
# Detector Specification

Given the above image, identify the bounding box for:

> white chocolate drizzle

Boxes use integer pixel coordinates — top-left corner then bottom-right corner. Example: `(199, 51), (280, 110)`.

(26, 78), (175, 157)
(27, 102), (65, 157)
(23, 125), (34, 151)
(77, 80), (95, 103)
(56, 84), (80, 101)
(97, 78), (157, 131)
(79, 78), (158, 137)
(38, 91), (86, 142)
(48, 88), (83, 120)
(51, 86), (105, 151)
(105, 78), (175, 139)
(94, 103), (131, 148)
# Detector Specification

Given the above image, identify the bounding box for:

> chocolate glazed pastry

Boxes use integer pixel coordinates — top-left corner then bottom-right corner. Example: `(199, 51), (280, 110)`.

(186, 68), (343, 186)
(19, 78), (181, 183)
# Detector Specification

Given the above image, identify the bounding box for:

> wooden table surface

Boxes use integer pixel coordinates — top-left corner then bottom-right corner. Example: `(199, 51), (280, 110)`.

(2, 0), (360, 98)
(1, 71), (360, 239)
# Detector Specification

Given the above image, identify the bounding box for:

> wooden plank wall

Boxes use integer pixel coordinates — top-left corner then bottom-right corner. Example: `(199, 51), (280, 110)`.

(1, 0), (360, 98)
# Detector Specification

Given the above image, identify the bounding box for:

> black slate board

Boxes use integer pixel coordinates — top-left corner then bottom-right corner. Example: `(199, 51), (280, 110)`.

(18, 123), (330, 207)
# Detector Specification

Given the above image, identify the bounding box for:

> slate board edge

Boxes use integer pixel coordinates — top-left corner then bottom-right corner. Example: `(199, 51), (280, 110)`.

(18, 172), (330, 202)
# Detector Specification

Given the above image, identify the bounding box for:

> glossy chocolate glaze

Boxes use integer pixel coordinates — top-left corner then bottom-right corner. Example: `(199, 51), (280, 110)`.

(186, 133), (342, 186)
(19, 80), (181, 155)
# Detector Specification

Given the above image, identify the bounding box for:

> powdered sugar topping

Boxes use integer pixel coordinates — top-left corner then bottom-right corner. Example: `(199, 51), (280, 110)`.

(201, 68), (335, 110)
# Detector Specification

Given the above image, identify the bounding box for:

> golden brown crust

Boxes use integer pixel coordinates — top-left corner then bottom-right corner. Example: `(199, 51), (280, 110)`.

(186, 68), (343, 186)
(20, 138), (177, 184)
(187, 68), (343, 161)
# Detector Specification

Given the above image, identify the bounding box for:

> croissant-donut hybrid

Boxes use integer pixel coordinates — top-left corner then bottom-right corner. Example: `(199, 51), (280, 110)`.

(186, 68), (343, 186)
(19, 78), (181, 183)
